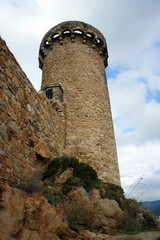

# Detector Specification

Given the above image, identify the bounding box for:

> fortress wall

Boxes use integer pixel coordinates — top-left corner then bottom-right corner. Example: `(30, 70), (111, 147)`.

(0, 37), (66, 183)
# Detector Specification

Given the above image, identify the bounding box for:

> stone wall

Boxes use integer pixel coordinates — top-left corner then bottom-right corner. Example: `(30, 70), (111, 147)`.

(0, 37), (66, 183)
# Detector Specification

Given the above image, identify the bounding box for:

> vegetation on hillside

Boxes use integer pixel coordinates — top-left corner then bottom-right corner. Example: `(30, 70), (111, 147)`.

(12, 156), (158, 234)
(42, 156), (100, 192)
(42, 156), (158, 233)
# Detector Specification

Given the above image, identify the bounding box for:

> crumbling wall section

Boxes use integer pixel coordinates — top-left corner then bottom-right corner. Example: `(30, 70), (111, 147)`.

(0, 37), (66, 183)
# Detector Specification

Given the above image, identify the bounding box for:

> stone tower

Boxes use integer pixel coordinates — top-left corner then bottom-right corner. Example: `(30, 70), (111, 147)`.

(39, 21), (120, 185)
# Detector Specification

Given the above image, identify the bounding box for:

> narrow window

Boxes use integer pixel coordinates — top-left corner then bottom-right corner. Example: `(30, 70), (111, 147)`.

(46, 89), (53, 99)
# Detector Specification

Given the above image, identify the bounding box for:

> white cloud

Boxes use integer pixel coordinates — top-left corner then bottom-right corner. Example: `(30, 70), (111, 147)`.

(119, 141), (160, 201)
(109, 69), (160, 144)
(122, 174), (160, 202)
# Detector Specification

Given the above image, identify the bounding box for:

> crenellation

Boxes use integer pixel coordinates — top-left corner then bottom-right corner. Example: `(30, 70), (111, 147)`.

(39, 21), (108, 69)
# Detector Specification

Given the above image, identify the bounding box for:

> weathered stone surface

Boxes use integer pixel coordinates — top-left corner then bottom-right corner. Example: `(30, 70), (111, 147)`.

(79, 231), (160, 240)
(55, 168), (73, 185)
(65, 187), (90, 207)
(108, 231), (160, 240)
(79, 230), (99, 239)
(54, 168), (73, 192)
(92, 197), (124, 235)
(0, 183), (24, 237)
(79, 230), (114, 240)
(95, 198), (122, 219)
(0, 37), (66, 183)
(89, 188), (101, 202)
(64, 187), (124, 235)
(0, 183), (82, 240)
(17, 229), (41, 240)
(0, 178), (159, 240)
(34, 139), (51, 160)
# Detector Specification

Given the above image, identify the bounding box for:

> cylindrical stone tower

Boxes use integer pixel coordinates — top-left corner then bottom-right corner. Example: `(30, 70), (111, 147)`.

(39, 21), (120, 185)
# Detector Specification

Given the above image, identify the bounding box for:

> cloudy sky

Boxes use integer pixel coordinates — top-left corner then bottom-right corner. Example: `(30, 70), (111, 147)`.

(1, 0), (160, 201)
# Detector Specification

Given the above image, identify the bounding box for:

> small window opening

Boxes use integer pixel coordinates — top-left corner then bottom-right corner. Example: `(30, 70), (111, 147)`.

(87, 33), (93, 38)
(74, 30), (83, 35)
(41, 84), (63, 102)
(46, 89), (53, 99)
(44, 40), (50, 47)
(97, 38), (101, 44)
(63, 30), (71, 35)
(52, 34), (59, 39)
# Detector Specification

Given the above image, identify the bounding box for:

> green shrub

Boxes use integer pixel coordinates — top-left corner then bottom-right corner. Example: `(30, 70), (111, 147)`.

(14, 178), (42, 194)
(142, 209), (158, 230)
(118, 199), (158, 233)
(48, 192), (64, 206)
(42, 156), (100, 192)
(73, 161), (98, 181)
(42, 156), (79, 180)
(73, 161), (100, 191)
(103, 182), (125, 206)
(117, 198), (143, 233)
(42, 156), (71, 180)
(42, 189), (64, 206)
(62, 177), (85, 194)
(122, 198), (142, 217)
(64, 203), (94, 232)
(117, 212), (142, 233)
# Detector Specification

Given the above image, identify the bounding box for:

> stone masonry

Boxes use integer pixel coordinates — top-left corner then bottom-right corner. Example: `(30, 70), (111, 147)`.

(0, 21), (120, 185)
(39, 21), (120, 185)
(0, 37), (66, 184)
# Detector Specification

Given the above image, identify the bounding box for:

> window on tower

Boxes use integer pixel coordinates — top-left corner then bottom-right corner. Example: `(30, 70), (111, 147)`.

(46, 89), (53, 99)
(40, 83), (63, 102)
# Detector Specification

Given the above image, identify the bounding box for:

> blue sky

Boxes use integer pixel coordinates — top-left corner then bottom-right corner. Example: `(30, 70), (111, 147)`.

(0, 0), (160, 201)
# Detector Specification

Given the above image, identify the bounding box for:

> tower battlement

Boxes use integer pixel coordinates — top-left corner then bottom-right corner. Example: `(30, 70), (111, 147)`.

(39, 21), (108, 69)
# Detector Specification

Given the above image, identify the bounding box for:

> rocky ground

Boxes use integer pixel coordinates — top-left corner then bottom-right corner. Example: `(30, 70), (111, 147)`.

(0, 182), (160, 240)
(80, 230), (160, 240)
(0, 182), (120, 239)
(0, 157), (160, 240)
